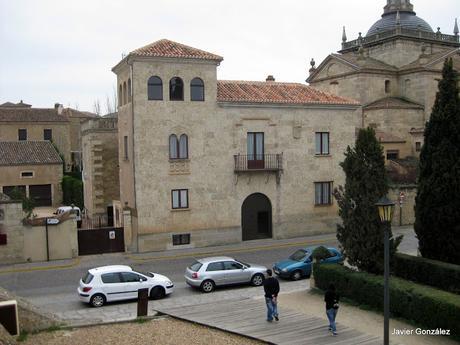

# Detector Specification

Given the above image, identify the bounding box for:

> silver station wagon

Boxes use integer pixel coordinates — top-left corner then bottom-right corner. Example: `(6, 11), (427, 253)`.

(184, 256), (268, 292)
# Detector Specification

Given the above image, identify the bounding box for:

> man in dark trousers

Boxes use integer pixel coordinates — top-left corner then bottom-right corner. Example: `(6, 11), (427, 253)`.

(325, 283), (339, 335)
(263, 269), (280, 322)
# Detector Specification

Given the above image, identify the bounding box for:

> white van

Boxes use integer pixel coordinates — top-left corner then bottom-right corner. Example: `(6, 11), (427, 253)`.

(55, 206), (81, 222)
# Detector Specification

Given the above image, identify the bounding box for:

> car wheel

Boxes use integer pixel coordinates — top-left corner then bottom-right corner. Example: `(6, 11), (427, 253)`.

(150, 286), (166, 300)
(291, 270), (302, 281)
(90, 293), (105, 308)
(251, 273), (264, 286)
(201, 280), (215, 293)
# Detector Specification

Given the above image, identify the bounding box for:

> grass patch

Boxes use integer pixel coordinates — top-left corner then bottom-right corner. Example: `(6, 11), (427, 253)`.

(134, 317), (151, 324)
(16, 331), (28, 342)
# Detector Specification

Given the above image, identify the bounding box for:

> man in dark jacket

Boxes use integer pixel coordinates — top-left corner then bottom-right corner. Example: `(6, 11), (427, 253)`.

(324, 284), (339, 335)
(263, 269), (280, 322)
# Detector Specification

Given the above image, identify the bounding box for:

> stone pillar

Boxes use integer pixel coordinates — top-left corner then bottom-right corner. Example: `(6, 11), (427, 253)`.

(123, 208), (133, 252)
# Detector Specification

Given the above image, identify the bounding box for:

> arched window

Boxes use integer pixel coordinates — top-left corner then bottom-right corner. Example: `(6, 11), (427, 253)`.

(128, 78), (132, 102)
(123, 81), (127, 105)
(169, 134), (188, 159)
(169, 77), (184, 101)
(190, 77), (204, 101)
(385, 80), (391, 94)
(148, 76), (163, 100)
(119, 84), (123, 106)
(179, 134), (188, 158)
(169, 134), (178, 159)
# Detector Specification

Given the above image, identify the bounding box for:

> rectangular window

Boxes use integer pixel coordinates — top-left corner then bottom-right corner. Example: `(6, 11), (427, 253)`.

(171, 189), (188, 209)
(43, 129), (52, 141)
(315, 132), (330, 155)
(18, 129), (27, 141)
(314, 182), (333, 205)
(386, 150), (399, 160)
(123, 136), (128, 160)
(21, 171), (34, 178)
(415, 142), (421, 152)
(172, 233), (191, 246)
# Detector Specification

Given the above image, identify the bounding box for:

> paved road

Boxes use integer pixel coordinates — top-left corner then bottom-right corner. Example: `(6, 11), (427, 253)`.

(0, 226), (417, 325)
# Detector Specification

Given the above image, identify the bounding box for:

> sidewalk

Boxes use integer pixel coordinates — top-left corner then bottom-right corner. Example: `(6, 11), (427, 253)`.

(0, 225), (416, 274)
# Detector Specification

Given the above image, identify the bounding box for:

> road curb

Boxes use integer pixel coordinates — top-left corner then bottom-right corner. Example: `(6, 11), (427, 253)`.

(128, 237), (336, 262)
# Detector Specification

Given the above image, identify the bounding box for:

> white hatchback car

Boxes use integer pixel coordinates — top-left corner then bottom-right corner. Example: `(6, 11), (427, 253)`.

(78, 265), (174, 307)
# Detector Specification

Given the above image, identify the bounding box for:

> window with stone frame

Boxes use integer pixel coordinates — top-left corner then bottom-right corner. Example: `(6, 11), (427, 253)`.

(169, 134), (188, 159)
(171, 189), (188, 209)
(18, 129), (27, 141)
(169, 77), (184, 101)
(190, 77), (205, 101)
(43, 128), (52, 141)
(314, 182), (333, 205)
(386, 150), (399, 160)
(315, 132), (330, 155)
(148, 76), (163, 100)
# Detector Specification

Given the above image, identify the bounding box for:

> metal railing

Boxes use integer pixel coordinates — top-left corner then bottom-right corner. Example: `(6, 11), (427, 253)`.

(234, 154), (283, 172)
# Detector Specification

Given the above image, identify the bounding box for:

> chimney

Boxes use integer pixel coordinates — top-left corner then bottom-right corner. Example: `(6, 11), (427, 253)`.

(54, 103), (63, 115)
(266, 75), (275, 82)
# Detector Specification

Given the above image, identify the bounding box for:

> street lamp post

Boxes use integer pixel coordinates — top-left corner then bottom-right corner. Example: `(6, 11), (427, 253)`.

(375, 196), (395, 345)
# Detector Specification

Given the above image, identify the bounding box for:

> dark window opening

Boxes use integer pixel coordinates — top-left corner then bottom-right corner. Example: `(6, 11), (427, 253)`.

(127, 78), (132, 102)
(315, 182), (333, 205)
(18, 129), (27, 141)
(190, 77), (204, 101)
(123, 136), (128, 160)
(385, 80), (391, 94)
(148, 76), (163, 100)
(386, 150), (399, 160)
(169, 77), (184, 101)
(415, 142), (421, 152)
(44, 129), (52, 141)
(172, 233), (191, 246)
(21, 171), (33, 178)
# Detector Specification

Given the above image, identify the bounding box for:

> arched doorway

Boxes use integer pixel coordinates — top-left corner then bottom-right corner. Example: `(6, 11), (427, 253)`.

(241, 193), (272, 241)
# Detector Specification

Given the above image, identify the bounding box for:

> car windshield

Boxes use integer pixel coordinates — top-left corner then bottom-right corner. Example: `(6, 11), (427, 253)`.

(137, 271), (154, 278)
(189, 261), (203, 272)
(235, 260), (250, 268)
(289, 249), (308, 262)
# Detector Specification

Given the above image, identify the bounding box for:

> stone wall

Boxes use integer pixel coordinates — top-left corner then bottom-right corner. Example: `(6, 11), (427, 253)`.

(82, 117), (119, 217)
(115, 57), (359, 252)
(0, 287), (61, 333)
(389, 184), (416, 226)
(0, 201), (24, 264)
(0, 201), (78, 264)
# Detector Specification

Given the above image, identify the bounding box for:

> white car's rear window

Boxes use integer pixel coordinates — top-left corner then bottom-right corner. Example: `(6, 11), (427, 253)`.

(82, 272), (94, 284)
(189, 261), (202, 272)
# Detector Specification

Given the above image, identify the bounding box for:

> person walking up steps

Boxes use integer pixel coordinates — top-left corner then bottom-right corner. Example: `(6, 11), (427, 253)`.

(263, 269), (280, 322)
(325, 283), (339, 336)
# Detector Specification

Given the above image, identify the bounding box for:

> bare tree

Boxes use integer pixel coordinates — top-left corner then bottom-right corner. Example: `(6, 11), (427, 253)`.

(104, 85), (118, 115)
(93, 99), (101, 116)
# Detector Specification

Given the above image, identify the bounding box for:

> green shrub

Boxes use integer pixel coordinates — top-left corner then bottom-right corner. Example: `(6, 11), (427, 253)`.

(61, 175), (83, 209)
(393, 253), (460, 294)
(314, 263), (460, 336)
(312, 246), (331, 262)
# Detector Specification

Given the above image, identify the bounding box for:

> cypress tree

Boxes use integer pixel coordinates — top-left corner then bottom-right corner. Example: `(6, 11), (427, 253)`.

(334, 127), (402, 274)
(414, 58), (460, 264)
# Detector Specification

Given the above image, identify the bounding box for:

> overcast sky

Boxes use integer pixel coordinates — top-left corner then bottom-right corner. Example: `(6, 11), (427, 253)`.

(0, 0), (458, 113)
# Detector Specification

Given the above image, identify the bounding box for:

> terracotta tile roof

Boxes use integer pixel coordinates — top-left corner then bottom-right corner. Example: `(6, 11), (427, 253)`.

(131, 39), (223, 62)
(375, 130), (406, 143)
(217, 80), (359, 105)
(0, 108), (69, 122)
(61, 108), (97, 119)
(364, 97), (424, 110)
(0, 101), (32, 108)
(0, 141), (63, 166)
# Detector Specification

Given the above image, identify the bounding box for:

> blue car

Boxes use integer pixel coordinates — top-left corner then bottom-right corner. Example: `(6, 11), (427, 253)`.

(273, 246), (343, 280)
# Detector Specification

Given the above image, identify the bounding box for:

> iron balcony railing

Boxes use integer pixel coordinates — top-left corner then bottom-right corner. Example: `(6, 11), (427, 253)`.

(234, 154), (283, 172)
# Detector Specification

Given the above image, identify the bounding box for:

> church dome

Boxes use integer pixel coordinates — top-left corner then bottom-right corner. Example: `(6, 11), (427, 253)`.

(367, 0), (433, 36)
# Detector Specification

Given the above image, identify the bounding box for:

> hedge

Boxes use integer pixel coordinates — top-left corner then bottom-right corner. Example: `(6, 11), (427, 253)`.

(314, 263), (460, 336)
(393, 253), (460, 294)
(61, 175), (83, 209)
